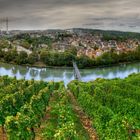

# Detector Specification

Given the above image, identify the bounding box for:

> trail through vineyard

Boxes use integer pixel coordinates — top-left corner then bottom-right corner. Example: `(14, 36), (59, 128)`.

(35, 90), (98, 140)
(0, 127), (7, 140)
(68, 91), (98, 140)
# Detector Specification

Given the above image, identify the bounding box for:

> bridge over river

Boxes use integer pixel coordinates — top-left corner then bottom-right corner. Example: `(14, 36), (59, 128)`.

(73, 61), (82, 81)
(0, 62), (140, 86)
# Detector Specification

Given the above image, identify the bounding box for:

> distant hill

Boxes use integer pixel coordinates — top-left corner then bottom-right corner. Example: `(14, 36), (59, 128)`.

(70, 28), (140, 40)
(3, 28), (140, 41)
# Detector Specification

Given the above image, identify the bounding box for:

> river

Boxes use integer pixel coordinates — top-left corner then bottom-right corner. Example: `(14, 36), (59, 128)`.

(0, 62), (140, 85)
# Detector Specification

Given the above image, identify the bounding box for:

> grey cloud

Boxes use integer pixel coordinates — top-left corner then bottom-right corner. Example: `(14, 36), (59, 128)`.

(0, 0), (140, 32)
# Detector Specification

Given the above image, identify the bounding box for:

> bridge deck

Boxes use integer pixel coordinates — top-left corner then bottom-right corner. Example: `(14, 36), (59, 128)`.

(73, 61), (82, 81)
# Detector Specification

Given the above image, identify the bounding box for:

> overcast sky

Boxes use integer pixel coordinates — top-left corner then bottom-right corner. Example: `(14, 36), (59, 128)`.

(0, 0), (140, 32)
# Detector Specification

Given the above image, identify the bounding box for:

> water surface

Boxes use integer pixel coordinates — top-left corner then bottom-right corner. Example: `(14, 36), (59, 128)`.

(0, 62), (140, 85)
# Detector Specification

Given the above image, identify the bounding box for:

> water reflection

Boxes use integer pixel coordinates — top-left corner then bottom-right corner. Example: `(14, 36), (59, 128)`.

(80, 63), (140, 81)
(0, 62), (140, 85)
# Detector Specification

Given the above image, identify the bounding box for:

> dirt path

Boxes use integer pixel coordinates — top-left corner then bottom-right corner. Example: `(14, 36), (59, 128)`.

(68, 91), (98, 140)
(0, 127), (7, 140)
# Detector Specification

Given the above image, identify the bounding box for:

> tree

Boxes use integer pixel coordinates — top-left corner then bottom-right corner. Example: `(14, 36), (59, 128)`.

(28, 52), (38, 64)
(16, 51), (28, 64)
(40, 51), (49, 64)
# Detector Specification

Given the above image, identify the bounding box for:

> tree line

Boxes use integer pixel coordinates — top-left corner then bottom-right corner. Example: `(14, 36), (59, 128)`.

(0, 46), (140, 68)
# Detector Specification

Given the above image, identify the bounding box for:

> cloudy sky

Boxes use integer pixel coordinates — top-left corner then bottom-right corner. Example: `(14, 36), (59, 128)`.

(0, 0), (140, 32)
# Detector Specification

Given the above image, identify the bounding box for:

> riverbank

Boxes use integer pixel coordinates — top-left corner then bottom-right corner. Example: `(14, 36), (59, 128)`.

(0, 59), (140, 70)
(1, 44), (140, 70)
(0, 60), (73, 69)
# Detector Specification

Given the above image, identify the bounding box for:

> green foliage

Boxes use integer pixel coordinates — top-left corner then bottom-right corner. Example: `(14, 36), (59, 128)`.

(20, 40), (30, 49)
(0, 76), (64, 139)
(28, 52), (38, 64)
(40, 51), (75, 66)
(42, 90), (89, 140)
(68, 73), (140, 140)
(16, 51), (28, 64)
(0, 39), (10, 48)
(12, 34), (53, 48)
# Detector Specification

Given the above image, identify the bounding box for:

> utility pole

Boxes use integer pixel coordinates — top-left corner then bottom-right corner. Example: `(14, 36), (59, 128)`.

(6, 17), (9, 34)
(0, 18), (3, 35)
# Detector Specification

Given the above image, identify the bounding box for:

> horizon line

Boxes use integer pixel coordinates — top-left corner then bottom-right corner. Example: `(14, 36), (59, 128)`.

(1, 28), (140, 34)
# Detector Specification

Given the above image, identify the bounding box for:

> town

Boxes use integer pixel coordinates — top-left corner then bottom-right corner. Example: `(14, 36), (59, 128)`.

(0, 28), (140, 60)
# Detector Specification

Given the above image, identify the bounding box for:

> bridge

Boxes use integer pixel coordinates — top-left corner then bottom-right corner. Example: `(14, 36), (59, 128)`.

(73, 61), (82, 81)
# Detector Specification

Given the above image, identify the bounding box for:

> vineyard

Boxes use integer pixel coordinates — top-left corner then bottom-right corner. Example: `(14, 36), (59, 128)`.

(0, 76), (90, 140)
(0, 73), (140, 140)
(68, 73), (140, 140)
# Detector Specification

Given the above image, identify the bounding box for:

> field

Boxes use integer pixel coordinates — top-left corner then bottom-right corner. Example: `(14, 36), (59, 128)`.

(0, 73), (140, 140)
